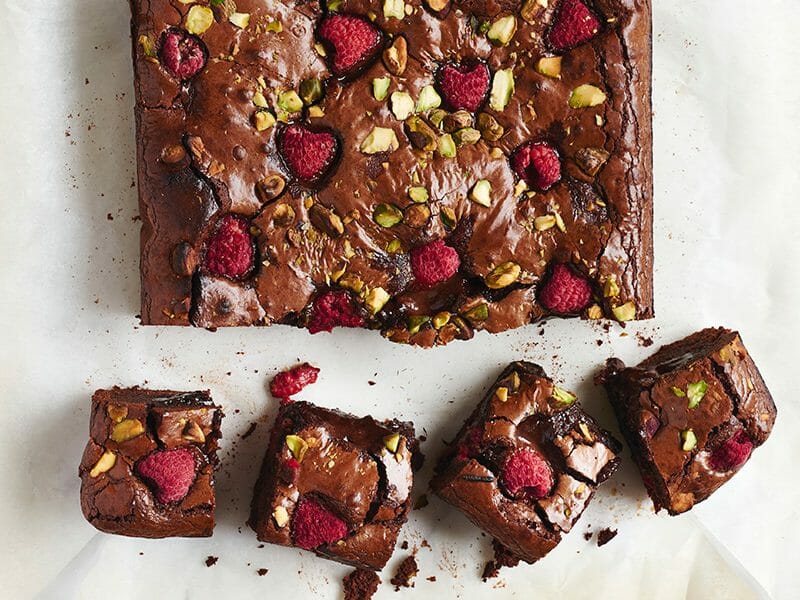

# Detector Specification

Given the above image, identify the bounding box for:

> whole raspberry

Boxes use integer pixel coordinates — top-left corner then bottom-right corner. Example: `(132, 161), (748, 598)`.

(511, 142), (561, 191)
(500, 448), (553, 499)
(709, 430), (753, 471)
(410, 240), (461, 288)
(548, 0), (601, 52)
(135, 448), (197, 504)
(308, 290), (366, 334)
(203, 215), (255, 279)
(539, 263), (593, 315)
(291, 498), (348, 550)
(158, 29), (207, 80)
(270, 363), (320, 402)
(278, 124), (340, 184)
(437, 62), (491, 113)
(317, 14), (383, 78)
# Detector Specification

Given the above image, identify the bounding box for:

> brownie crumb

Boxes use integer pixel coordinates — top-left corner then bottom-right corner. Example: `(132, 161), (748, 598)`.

(205, 556), (218, 567)
(597, 528), (618, 547)
(427, 576), (437, 582)
(343, 568), (380, 600)
(390, 556), (418, 590)
(400, 541), (409, 550)
(241, 422), (258, 439)
(368, 380), (376, 386)
(482, 540), (520, 581)
(583, 531), (593, 541)
(256, 568), (268, 576)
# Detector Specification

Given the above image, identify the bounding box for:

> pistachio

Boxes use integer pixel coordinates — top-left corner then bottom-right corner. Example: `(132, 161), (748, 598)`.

(534, 215), (557, 231)
(285, 435), (309, 462)
(255, 174), (286, 205)
(495, 386), (509, 403)
(612, 301), (636, 322)
(442, 111), (473, 133)
(440, 206), (456, 230)
(462, 302), (489, 322)
(408, 315), (431, 334)
(578, 422), (594, 442)
(408, 186), (429, 203)
(587, 304), (603, 319)
(487, 15), (517, 46)
(671, 386), (686, 397)
(432, 311), (451, 328)
(438, 133), (457, 158)
(485, 261), (520, 289)
(265, 19), (283, 33)
(365, 287), (391, 314)
(185, 5), (214, 34)
(253, 110), (276, 132)
(386, 238), (402, 253)
(373, 203), (403, 227)
(429, 109), (448, 128)
(575, 147), (610, 177)
(404, 115), (438, 151)
(209, 0), (235, 20)
(273, 505), (290, 528)
(383, 433), (401, 453)
(489, 68), (515, 112)
(106, 404), (129, 423)
(424, 0), (449, 11)
(453, 127), (481, 146)
(520, 0), (544, 23)
(553, 386), (577, 405)
(229, 12), (250, 29)
(553, 211), (566, 232)
(253, 91), (268, 108)
(160, 144), (187, 165)
(339, 274), (364, 293)
(309, 204), (344, 237)
(299, 77), (324, 105)
(373, 77), (391, 101)
(508, 371), (521, 391)
(681, 429), (697, 452)
(383, 0), (405, 20)
(360, 127), (400, 154)
(277, 90), (303, 113)
(138, 34), (156, 57)
(404, 203), (431, 227)
(687, 381), (708, 409)
(89, 450), (116, 478)
(390, 92), (415, 120)
(273, 203), (295, 226)
(383, 36), (408, 75)
(183, 420), (206, 443)
(110, 419), (145, 443)
(476, 113), (504, 141)
(416, 85), (442, 112)
(470, 179), (492, 206)
(603, 275), (620, 298)
(536, 56), (562, 78)
(569, 84), (606, 108)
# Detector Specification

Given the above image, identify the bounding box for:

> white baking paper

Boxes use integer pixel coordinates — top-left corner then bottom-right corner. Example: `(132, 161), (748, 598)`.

(1, 0), (799, 598)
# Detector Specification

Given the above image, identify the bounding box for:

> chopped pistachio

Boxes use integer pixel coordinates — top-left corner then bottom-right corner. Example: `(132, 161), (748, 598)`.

(476, 112), (504, 141)
(372, 77), (391, 101)
(252, 91), (268, 108)
(425, 0), (449, 10)
(383, 433), (401, 453)
(470, 179), (492, 206)
(89, 450), (117, 478)
(299, 78), (324, 105)
(408, 186), (429, 203)
(671, 386), (687, 397)
(308, 105), (324, 118)
(253, 110), (276, 131)
(462, 303), (489, 322)
(489, 68), (515, 112)
(404, 203), (431, 227)
(487, 15), (517, 46)
(520, 0), (543, 23)
(453, 127), (481, 146)
(327, 0), (343, 9)
(612, 301), (636, 322)
(569, 84), (607, 108)
(265, 19), (283, 33)
(110, 419), (145, 443)
(408, 315), (431, 334)
(440, 206), (456, 230)
(386, 238), (402, 253)
(495, 386), (509, 403)
(285, 435), (309, 461)
(442, 111), (473, 133)
(603, 275), (620, 298)
(365, 287), (390, 314)
(429, 109), (447, 128)
(485, 262), (520, 289)
(314, 41), (326, 55)
(138, 34), (156, 57)
(513, 179), (528, 197)
(273, 506), (290, 528)
(681, 429), (697, 452)
(536, 56), (562, 78)
(534, 215), (556, 231)
(415, 85), (442, 112)
(687, 381), (708, 409)
(390, 91), (415, 120)
(553, 386), (577, 405)
(553, 211), (566, 232)
(360, 127), (399, 154)
(432, 312), (451, 329)
(438, 133), (457, 158)
(228, 12), (250, 28)
(106, 404), (128, 423)
(373, 203), (403, 227)
(383, 0), (405, 19)
(382, 36), (408, 76)
(277, 90), (303, 113)
(575, 147), (610, 176)
(185, 5), (214, 34)
(578, 422), (593, 441)
(587, 304), (603, 320)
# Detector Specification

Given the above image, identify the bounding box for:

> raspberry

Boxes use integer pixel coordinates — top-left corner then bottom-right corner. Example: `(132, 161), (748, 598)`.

(539, 263), (593, 315)
(410, 240), (460, 288)
(158, 29), (207, 80)
(709, 430), (753, 471)
(270, 363), (320, 401)
(203, 215), (255, 279)
(511, 142), (561, 191)
(548, 0), (601, 52)
(135, 448), (197, 504)
(307, 290), (366, 334)
(317, 14), (383, 78)
(291, 498), (348, 550)
(437, 62), (491, 112)
(500, 448), (553, 499)
(278, 124), (340, 184)
(456, 425), (484, 460)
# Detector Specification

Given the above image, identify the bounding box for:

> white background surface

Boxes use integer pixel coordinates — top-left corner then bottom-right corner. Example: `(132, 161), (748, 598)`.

(1, 1), (799, 598)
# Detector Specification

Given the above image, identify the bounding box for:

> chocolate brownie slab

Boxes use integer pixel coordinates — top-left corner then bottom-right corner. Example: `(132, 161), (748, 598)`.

(79, 388), (223, 537)
(598, 327), (777, 515)
(130, 0), (652, 345)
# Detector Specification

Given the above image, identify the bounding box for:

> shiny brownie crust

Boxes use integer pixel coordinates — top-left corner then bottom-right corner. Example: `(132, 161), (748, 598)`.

(130, 0), (653, 346)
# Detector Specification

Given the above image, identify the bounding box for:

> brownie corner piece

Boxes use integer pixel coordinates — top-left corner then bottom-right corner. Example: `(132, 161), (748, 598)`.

(79, 388), (223, 538)
(249, 401), (420, 570)
(430, 361), (621, 564)
(598, 327), (777, 515)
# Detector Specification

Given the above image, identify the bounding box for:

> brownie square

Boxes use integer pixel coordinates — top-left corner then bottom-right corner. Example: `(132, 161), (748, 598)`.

(249, 401), (420, 570)
(79, 388), (223, 538)
(431, 361), (621, 563)
(598, 327), (777, 515)
(129, 0), (652, 347)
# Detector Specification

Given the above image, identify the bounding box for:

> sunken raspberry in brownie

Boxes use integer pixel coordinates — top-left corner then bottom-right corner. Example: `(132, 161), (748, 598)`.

(78, 388), (223, 537)
(598, 327), (777, 515)
(430, 361), (621, 563)
(249, 401), (421, 570)
(130, 0), (653, 346)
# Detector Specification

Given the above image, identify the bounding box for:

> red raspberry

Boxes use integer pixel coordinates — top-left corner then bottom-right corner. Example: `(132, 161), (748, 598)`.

(317, 14), (383, 78)
(270, 363), (320, 402)
(500, 448), (553, 499)
(278, 124), (340, 184)
(135, 448), (197, 504)
(158, 29), (207, 80)
(308, 290), (366, 334)
(286, 458), (301, 470)
(203, 215), (255, 279)
(539, 263), (592, 315)
(511, 142), (561, 191)
(437, 62), (491, 113)
(456, 425), (484, 460)
(410, 240), (460, 288)
(291, 498), (348, 550)
(709, 430), (753, 471)
(548, 0), (601, 52)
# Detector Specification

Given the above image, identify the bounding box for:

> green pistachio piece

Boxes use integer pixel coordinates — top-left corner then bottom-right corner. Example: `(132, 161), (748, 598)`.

(408, 315), (431, 334)
(470, 179), (492, 206)
(408, 186), (429, 203)
(429, 109), (448, 128)
(681, 429), (697, 452)
(386, 238), (402, 253)
(453, 127), (481, 146)
(485, 262), (520, 289)
(383, 433), (401, 453)
(431, 311), (451, 329)
(536, 56), (562, 78)
(671, 386), (686, 397)
(440, 206), (456, 230)
(299, 77), (324, 105)
(553, 386), (577, 405)
(489, 68), (515, 112)
(438, 133), (457, 158)
(277, 90), (303, 113)
(373, 77), (391, 101)
(416, 85), (442, 112)
(603, 275), (620, 298)
(687, 381), (708, 409)
(383, 0), (405, 20)
(569, 84), (607, 108)
(365, 287), (391, 314)
(185, 5), (214, 35)
(390, 91), (415, 120)
(487, 15), (517, 46)
(253, 110), (276, 131)
(373, 203), (403, 227)
(612, 301), (636, 322)
(476, 113), (504, 141)
(285, 435), (309, 461)
(229, 12), (250, 29)
(361, 127), (400, 154)
(462, 303), (489, 323)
